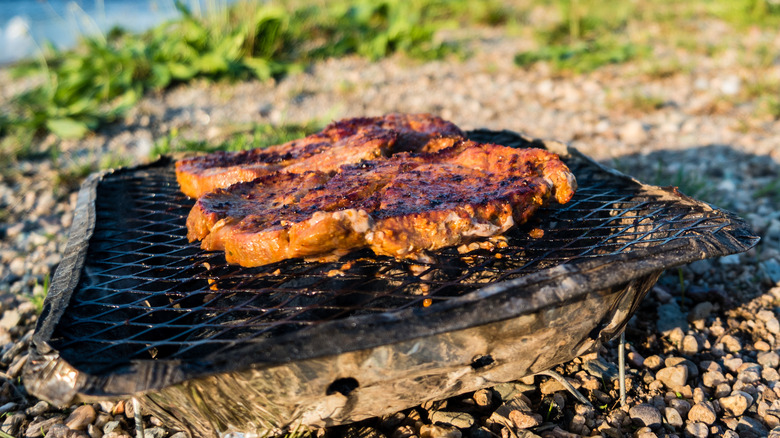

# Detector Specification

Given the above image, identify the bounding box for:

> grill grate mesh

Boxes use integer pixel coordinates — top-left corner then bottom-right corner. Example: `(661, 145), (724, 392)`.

(48, 132), (736, 374)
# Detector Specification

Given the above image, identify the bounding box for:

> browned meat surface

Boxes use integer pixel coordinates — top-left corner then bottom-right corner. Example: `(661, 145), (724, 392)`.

(186, 171), (331, 243)
(175, 113), (464, 198)
(188, 140), (577, 267)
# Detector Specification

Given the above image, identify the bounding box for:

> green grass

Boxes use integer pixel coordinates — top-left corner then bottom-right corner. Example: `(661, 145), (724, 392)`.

(652, 160), (720, 205)
(755, 178), (780, 203)
(1, 0), (509, 149)
(4, 0), (780, 154)
(515, 39), (642, 74)
(150, 121), (323, 158)
(30, 274), (50, 315)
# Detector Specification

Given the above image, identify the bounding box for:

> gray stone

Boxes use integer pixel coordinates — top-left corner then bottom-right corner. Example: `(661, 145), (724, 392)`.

(8, 258), (25, 278)
(103, 421), (126, 435)
(489, 397), (538, 431)
(629, 403), (662, 429)
(689, 301), (714, 323)
(430, 411), (475, 429)
(46, 423), (70, 438)
(665, 407), (684, 428)
(657, 301), (689, 335)
(666, 357), (699, 378)
(721, 334), (742, 352)
(618, 120), (648, 144)
(97, 402), (115, 414)
(509, 410), (542, 429)
(143, 427), (168, 438)
(767, 318), (780, 335)
(682, 335), (700, 354)
(761, 259), (780, 284)
(493, 382), (533, 401)
(25, 416), (65, 438)
(644, 355), (664, 370)
(693, 387), (707, 404)
(764, 367), (780, 383)
(25, 401), (50, 417)
(685, 422), (709, 438)
(721, 391), (753, 417)
(66, 405), (97, 431)
(738, 364), (763, 383)
(720, 254), (741, 265)
(687, 401), (717, 425)
(688, 260), (711, 276)
(420, 424), (461, 438)
(702, 370), (727, 388)
(759, 351), (780, 368)
(583, 356), (619, 381)
(88, 424), (103, 438)
(2, 412), (25, 437)
(724, 357), (743, 372)
(656, 365), (689, 389)
(736, 416), (769, 438)
(669, 398), (692, 418)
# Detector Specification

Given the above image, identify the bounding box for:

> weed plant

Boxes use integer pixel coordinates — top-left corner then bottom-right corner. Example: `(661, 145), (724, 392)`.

(3, 0), (780, 153)
(0, 0), (507, 149)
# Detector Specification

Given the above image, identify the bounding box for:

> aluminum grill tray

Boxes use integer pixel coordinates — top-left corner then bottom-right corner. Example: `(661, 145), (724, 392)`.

(24, 130), (758, 437)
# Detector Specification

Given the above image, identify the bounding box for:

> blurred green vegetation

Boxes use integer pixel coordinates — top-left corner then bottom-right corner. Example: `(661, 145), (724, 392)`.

(1, 0), (780, 152)
(150, 121), (322, 158)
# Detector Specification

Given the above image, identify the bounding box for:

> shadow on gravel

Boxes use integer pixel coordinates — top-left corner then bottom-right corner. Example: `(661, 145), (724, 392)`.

(604, 144), (780, 213)
(598, 143), (780, 362)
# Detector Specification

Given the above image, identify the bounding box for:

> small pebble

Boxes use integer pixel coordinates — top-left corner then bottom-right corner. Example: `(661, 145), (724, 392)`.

(656, 365), (688, 389)
(720, 391), (753, 417)
(420, 424), (461, 438)
(664, 407), (684, 428)
(685, 422), (709, 438)
(759, 351), (780, 368)
(721, 334), (743, 352)
(429, 411), (474, 429)
(66, 405), (97, 431)
(473, 389), (492, 408)
(628, 403), (662, 429)
(687, 401), (717, 425)
(643, 355), (664, 371)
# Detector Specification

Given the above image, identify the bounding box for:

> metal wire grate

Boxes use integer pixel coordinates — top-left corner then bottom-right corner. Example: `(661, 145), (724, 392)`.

(47, 132), (740, 375)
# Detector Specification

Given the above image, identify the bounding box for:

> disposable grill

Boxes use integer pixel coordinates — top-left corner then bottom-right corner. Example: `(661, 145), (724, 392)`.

(24, 130), (758, 437)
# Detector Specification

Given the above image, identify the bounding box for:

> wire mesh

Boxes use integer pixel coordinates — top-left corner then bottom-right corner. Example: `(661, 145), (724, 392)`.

(47, 133), (738, 374)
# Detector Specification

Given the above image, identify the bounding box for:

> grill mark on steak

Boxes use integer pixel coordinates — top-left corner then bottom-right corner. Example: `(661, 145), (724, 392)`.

(188, 140), (577, 267)
(175, 113), (464, 198)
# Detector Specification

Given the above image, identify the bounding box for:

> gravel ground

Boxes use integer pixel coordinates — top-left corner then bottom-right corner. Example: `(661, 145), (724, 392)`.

(1, 24), (780, 438)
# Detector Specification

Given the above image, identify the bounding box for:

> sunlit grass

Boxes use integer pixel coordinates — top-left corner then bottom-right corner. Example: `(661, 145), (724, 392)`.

(3, 0), (780, 154)
(150, 121), (323, 158)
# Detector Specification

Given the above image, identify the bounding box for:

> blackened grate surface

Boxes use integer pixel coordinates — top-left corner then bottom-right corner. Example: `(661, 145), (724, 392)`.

(47, 131), (749, 374)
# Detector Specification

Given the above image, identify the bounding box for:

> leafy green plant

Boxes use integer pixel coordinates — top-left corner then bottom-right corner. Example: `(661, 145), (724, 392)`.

(2, 0), (510, 147)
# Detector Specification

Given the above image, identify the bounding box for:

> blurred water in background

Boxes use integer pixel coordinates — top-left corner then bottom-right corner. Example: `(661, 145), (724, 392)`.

(0, 0), (229, 65)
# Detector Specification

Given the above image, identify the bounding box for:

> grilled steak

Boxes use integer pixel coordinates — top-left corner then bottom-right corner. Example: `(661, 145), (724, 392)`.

(188, 140), (577, 267)
(175, 113), (464, 198)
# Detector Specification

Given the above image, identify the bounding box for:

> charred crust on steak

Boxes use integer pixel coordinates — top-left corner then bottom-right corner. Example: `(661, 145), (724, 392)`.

(176, 113), (465, 198)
